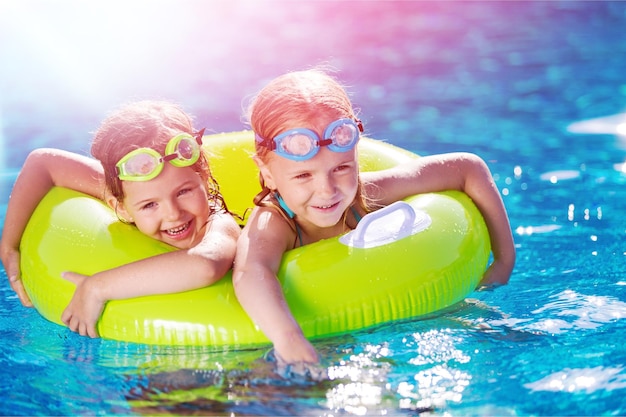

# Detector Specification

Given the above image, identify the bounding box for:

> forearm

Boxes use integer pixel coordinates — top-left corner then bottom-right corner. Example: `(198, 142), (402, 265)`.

(463, 157), (516, 274)
(233, 266), (306, 345)
(2, 159), (55, 254)
(88, 249), (231, 302)
(1, 149), (103, 255)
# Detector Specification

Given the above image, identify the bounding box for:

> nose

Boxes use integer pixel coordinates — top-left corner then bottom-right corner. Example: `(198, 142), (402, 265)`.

(316, 174), (337, 198)
(162, 199), (183, 221)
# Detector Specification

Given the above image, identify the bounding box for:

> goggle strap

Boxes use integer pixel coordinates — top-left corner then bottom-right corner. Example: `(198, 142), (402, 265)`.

(255, 133), (276, 151)
(194, 128), (206, 145)
(162, 154), (178, 162)
(355, 119), (364, 132)
(318, 138), (333, 147)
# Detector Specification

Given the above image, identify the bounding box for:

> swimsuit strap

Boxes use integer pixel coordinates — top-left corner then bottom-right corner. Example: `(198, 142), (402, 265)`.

(350, 205), (362, 223)
(275, 193), (295, 218)
(294, 222), (304, 249)
(273, 192), (301, 247)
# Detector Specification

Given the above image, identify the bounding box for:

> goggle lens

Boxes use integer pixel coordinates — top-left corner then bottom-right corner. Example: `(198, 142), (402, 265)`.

(177, 138), (196, 160)
(124, 151), (160, 177)
(279, 133), (316, 158)
(165, 135), (201, 167)
(329, 123), (358, 147)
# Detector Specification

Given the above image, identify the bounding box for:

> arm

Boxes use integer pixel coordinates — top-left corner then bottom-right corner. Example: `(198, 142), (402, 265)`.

(61, 211), (240, 337)
(0, 149), (105, 306)
(362, 152), (515, 287)
(232, 207), (319, 364)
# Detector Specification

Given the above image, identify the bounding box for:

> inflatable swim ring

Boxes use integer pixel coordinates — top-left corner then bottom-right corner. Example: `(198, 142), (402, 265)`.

(19, 131), (491, 347)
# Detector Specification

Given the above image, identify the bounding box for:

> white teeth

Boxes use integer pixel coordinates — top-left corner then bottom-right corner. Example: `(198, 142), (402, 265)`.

(166, 222), (189, 235)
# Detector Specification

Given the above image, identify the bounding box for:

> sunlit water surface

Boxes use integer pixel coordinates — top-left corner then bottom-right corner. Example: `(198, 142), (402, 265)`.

(1, 1), (626, 415)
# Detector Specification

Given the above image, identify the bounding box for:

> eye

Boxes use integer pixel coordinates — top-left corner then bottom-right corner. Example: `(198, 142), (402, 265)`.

(141, 201), (157, 210)
(293, 172), (312, 180)
(334, 163), (355, 173)
(177, 187), (193, 196)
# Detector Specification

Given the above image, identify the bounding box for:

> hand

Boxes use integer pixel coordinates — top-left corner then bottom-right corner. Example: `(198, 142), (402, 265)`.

(1, 248), (33, 307)
(477, 258), (513, 290)
(60, 271), (105, 338)
(274, 331), (320, 364)
(267, 346), (328, 381)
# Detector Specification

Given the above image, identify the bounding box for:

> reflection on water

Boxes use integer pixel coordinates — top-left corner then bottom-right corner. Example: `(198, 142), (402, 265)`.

(530, 290), (626, 333)
(475, 289), (626, 337)
(525, 366), (626, 394)
(568, 112), (626, 137)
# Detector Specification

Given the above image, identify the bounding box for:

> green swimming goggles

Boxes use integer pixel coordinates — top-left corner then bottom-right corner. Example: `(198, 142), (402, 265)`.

(115, 128), (205, 181)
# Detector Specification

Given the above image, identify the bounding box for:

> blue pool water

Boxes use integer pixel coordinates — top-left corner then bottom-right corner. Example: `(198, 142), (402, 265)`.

(2, 1), (626, 415)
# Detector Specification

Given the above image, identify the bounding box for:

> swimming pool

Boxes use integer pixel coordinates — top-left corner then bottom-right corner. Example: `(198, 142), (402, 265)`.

(2, 1), (626, 415)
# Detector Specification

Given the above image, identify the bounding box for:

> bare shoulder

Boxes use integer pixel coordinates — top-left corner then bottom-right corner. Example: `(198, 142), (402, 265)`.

(242, 206), (294, 245)
(189, 211), (240, 261)
(208, 210), (241, 240)
(236, 206), (295, 270)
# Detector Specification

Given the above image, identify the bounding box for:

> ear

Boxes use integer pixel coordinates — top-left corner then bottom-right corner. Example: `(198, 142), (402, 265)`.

(253, 155), (277, 190)
(106, 195), (133, 223)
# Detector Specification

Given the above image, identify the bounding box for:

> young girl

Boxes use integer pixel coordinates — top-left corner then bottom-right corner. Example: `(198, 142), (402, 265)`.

(0, 100), (240, 338)
(232, 69), (516, 365)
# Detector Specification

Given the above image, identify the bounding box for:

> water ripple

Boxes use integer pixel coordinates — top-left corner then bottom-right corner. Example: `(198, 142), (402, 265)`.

(525, 366), (626, 393)
(528, 290), (626, 334)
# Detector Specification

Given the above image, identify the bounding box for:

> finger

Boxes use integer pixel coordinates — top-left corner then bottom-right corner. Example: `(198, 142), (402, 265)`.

(10, 279), (33, 307)
(78, 322), (88, 337)
(6, 253), (22, 283)
(5, 254), (33, 307)
(66, 316), (79, 333)
(304, 363), (328, 381)
(61, 306), (72, 325)
(61, 271), (81, 285)
(87, 324), (99, 339)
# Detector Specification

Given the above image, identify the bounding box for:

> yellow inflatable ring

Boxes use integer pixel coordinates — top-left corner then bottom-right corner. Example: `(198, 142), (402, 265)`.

(20, 131), (490, 347)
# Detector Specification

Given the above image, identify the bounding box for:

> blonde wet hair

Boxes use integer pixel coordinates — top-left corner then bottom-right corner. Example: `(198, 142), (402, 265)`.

(90, 100), (225, 211)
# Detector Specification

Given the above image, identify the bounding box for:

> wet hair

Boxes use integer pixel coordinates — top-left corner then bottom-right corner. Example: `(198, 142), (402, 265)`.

(246, 69), (372, 222)
(90, 100), (226, 212)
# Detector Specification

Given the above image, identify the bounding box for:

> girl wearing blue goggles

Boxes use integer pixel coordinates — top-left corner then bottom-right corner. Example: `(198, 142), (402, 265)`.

(255, 118), (363, 161)
(234, 69), (516, 369)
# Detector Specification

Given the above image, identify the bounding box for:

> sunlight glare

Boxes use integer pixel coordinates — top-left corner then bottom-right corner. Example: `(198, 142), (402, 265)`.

(1, 1), (198, 104)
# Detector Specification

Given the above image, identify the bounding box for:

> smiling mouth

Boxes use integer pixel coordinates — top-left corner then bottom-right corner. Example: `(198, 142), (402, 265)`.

(314, 202), (340, 210)
(164, 221), (191, 236)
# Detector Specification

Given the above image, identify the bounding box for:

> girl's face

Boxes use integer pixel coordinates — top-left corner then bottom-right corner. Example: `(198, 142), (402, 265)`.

(260, 115), (360, 235)
(118, 163), (210, 249)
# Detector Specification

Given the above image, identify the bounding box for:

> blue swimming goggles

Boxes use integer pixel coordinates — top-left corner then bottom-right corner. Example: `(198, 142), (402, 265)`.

(255, 118), (363, 161)
(115, 128), (205, 181)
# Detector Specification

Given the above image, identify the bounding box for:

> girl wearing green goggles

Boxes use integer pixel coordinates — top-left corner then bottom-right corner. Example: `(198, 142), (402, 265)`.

(1, 101), (240, 339)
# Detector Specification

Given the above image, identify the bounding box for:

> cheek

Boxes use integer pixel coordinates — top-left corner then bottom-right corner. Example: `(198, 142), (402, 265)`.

(131, 213), (158, 234)
(131, 218), (149, 234)
(346, 180), (359, 201)
(339, 168), (359, 189)
(195, 198), (212, 220)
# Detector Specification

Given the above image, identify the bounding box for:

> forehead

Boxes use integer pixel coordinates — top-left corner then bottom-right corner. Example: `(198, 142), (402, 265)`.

(282, 112), (343, 133)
